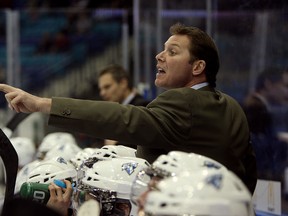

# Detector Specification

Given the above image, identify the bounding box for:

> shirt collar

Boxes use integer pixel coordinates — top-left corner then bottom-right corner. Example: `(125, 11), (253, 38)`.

(253, 92), (271, 111)
(122, 92), (136, 105)
(191, 82), (209, 90)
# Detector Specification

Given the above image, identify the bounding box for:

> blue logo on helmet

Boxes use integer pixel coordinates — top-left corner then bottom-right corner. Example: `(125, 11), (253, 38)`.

(206, 174), (223, 189)
(57, 157), (67, 164)
(203, 161), (221, 169)
(122, 162), (138, 175)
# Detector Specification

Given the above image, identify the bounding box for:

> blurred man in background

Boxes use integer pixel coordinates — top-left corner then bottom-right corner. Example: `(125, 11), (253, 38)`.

(98, 64), (150, 146)
(242, 67), (288, 180)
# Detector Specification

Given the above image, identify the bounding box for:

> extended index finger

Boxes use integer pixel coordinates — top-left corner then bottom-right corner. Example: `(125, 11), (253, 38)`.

(0, 84), (17, 93)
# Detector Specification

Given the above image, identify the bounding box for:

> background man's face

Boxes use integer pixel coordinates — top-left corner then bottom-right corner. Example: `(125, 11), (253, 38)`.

(98, 73), (126, 103)
(265, 73), (288, 105)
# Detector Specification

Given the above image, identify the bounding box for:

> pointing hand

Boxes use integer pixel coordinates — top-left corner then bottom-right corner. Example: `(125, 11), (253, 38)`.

(0, 84), (52, 113)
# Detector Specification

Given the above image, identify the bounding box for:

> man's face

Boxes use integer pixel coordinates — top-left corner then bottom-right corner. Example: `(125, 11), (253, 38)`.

(266, 72), (288, 105)
(155, 34), (194, 89)
(98, 73), (126, 102)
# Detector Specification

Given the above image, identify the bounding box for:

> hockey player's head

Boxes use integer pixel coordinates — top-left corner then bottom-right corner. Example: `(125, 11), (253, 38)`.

(74, 157), (150, 216)
(142, 169), (253, 216)
(131, 151), (227, 208)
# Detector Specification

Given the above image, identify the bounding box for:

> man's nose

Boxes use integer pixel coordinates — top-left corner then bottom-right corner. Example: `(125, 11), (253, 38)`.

(155, 51), (164, 61)
(100, 89), (105, 97)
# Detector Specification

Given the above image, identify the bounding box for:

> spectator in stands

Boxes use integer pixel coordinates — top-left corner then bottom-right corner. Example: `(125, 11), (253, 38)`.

(75, 13), (92, 35)
(35, 32), (53, 54)
(36, 30), (70, 55)
(64, 1), (91, 34)
(51, 29), (70, 53)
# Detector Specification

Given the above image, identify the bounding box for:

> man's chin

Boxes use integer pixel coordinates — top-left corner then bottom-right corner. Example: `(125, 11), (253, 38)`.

(155, 80), (164, 88)
(155, 82), (169, 90)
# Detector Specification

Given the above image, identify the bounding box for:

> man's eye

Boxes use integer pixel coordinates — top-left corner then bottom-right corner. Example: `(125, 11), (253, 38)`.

(169, 51), (176, 55)
(104, 85), (111, 90)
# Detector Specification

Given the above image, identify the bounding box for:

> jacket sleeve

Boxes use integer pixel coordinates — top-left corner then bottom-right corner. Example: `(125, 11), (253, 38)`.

(48, 95), (190, 148)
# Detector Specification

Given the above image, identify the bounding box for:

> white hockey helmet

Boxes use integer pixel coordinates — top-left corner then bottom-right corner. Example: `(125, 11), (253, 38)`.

(10, 137), (36, 168)
(37, 132), (78, 159)
(131, 151), (227, 205)
(14, 159), (40, 194)
(152, 151), (227, 177)
(74, 157), (150, 216)
(81, 145), (137, 169)
(26, 156), (77, 184)
(99, 145), (137, 157)
(44, 141), (82, 161)
(143, 170), (253, 216)
(70, 147), (99, 169)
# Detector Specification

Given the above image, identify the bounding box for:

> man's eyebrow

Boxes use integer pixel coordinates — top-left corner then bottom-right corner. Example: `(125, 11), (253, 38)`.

(164, 42), (181, 48)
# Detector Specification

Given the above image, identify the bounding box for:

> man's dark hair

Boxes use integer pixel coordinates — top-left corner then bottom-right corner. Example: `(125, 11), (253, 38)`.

(169, 23), (220, 88)
(98, 64), (133, 90)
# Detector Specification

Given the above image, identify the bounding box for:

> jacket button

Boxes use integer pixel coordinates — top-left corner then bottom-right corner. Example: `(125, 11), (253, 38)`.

(62, 109), (71, 116)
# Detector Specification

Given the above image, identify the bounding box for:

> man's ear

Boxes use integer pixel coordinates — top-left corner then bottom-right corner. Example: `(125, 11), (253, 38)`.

(119, 78), (128, 88)
(192, 60), (206, 76)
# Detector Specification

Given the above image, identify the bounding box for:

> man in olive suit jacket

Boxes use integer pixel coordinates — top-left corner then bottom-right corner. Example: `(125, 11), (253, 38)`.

(0, 23), (257, 195)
